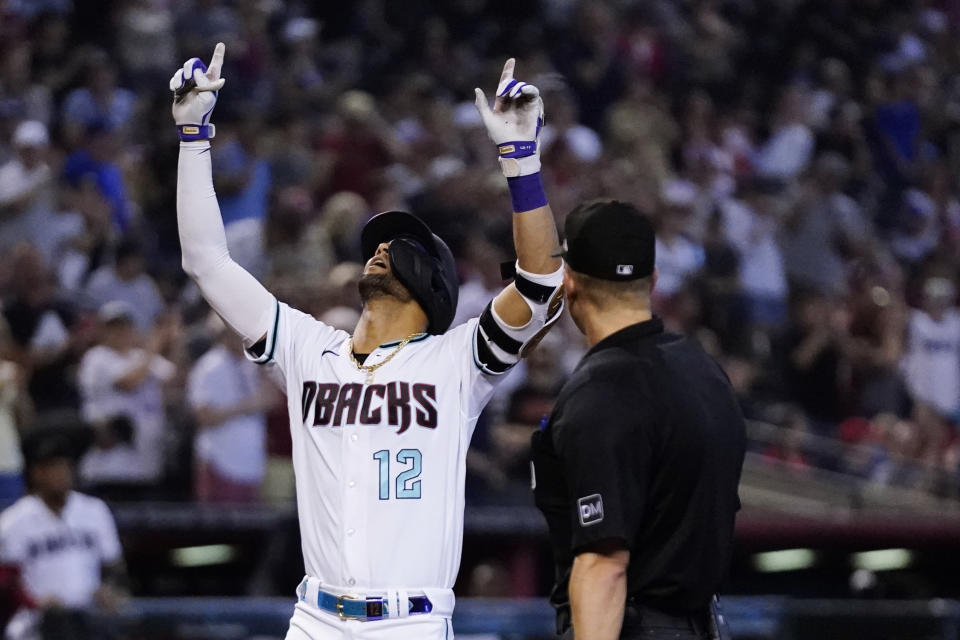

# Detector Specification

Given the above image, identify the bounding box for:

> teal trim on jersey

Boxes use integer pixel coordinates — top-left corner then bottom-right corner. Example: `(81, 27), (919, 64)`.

(265, 299), (280, 361)
(378, 332), (428, 348)
(248, 299), (280, 365)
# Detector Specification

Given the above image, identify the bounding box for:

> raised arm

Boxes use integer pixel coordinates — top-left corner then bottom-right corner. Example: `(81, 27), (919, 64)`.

(471, 60), (565, 374)
(171, 43), (274, 345)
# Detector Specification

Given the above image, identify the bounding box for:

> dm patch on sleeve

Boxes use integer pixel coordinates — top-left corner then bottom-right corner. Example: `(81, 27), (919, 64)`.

(577, 493), (604, 527)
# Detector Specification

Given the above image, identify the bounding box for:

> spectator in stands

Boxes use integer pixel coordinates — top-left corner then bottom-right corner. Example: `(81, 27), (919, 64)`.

(539, 89), (603, 165)
(870, 68), (923, 192)
(653, 180), (704, 303)
(889, 188), (942, 265)
(2, 245), (86, 415)
(61, 121), (131, 232)
(605, 76), (678, 184)
(720, 177), (789, 331)
(902, 276), (960, 423)
(83, 239), (164, 333)
(77, 414), (141, 494)
(0, 318), (30, 502)
(780, 154), (867, 295)
(29, 14), (82, 100)
(211, 116), (272, 276)
(187, 315), (277, 503)
(318, 90), (399, 200)
(0, 121), (53, 252)
(0, 432), (126, 640)
(0, 42), (52, 128)
(754, 85), (815, 180)
(54, 181), (116, 292)
(550, 1), (623, 130)
(76, 302), (177, 488)
(847, 270), (910, 417)
(115, 0), (177, 86)
(780, 289), (852, 433)
(60, 50), (136, 145)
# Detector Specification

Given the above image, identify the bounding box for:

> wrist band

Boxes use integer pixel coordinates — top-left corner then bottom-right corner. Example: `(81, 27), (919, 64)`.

(178, 124), (215, 141)
(507, 173), (547, 213)
(498, 141), (536, 158)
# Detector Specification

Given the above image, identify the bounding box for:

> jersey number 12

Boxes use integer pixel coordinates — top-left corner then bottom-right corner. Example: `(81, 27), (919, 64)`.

(372, 449), (422, 500)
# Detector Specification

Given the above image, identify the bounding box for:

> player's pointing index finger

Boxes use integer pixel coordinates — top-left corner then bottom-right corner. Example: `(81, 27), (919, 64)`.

(494, 58), (516, 112)
(207, 42), (226, 81)
(499, 58), (515, 85)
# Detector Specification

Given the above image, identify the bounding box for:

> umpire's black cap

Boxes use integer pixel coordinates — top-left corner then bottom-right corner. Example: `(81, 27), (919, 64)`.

(553, 200), (655, 281)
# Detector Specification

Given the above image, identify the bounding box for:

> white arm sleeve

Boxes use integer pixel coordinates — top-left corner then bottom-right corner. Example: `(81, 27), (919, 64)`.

(177, 141), (275, 343)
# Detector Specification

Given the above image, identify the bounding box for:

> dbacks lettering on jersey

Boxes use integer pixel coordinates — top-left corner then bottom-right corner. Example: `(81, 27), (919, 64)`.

(26, 531), (98, 559)
(301, 381), (438, 434)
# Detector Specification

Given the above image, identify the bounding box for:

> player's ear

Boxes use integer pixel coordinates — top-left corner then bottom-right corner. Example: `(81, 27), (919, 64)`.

(562, 266), (576, 299)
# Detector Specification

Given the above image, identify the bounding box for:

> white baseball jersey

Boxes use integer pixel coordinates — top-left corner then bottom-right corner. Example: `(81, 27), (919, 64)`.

(188, 344), (266, 483)
(0, 492), (121, 608)
(246, 301), (505, 593)
(77, 345), (176, 482)
(903, 308), (960, 415)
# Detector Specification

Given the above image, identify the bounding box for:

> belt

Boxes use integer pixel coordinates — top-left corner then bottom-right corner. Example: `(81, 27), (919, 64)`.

(316, 590), (433, 621)
(623, 602), (710, 636)
(300, 580), (433, 622)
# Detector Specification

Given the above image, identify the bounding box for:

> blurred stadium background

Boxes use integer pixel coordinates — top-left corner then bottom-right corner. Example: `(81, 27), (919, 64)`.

(4, 0), (960, 637)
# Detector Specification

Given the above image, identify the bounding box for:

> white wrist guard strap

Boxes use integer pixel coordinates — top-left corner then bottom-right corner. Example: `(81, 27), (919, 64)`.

(474, 261), (564, 375)
(499, 155), (542, 178)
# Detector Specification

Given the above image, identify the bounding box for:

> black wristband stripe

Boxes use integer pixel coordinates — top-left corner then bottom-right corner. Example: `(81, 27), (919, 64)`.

(478, 303), (523, 355)
(514, 273), (556, 304)
(474, 329), (513, 374)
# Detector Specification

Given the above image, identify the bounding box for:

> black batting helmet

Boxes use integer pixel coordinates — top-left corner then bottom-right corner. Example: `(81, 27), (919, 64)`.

(361, 211), (459, 334)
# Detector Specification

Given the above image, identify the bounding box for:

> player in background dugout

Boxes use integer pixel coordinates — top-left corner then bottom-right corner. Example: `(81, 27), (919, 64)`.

(0, 432), (127, 640)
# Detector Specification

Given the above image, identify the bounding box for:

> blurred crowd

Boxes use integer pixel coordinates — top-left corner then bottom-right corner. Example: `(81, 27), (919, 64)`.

(2, 0), (960, 504)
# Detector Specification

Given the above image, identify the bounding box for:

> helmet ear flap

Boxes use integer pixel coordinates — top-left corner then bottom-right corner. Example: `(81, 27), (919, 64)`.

(385, 235), (458, 334)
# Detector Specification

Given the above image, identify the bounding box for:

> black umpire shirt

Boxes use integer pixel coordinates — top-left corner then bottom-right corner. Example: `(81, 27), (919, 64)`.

(531, 317), (746, 627)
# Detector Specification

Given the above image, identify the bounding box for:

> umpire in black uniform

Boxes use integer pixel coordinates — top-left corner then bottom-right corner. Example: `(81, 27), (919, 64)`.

(532, 200), (746, 640)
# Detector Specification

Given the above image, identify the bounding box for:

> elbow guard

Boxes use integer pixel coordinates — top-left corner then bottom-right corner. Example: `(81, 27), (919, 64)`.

(474, 262), (565, 375)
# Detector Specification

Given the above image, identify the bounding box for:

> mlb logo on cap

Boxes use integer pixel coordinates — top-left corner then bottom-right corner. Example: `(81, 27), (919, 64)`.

(616, 264), (634, 276)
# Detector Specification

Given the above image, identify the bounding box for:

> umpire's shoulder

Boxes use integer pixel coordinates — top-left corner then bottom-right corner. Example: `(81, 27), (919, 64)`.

(569, 347), (642, 390)
(556, 350), (643, 416)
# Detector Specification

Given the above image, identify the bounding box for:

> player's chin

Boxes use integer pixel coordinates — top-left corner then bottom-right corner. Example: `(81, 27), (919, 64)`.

(358, 272), (413, 304)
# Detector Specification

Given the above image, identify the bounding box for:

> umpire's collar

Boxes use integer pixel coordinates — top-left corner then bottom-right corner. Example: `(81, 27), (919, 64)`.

(585, 316), (664, 357)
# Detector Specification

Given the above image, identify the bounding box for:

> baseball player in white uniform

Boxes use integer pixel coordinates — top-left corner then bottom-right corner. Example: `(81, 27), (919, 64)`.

(171, 44), (564, 639)
(0, 434), (125, 640)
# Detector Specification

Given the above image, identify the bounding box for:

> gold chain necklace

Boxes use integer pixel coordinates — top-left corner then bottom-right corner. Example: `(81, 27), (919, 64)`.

(346, 333), (424, 384)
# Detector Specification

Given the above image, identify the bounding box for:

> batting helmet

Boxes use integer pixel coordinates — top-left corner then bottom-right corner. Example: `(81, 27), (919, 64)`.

(361, 211), (459, 334)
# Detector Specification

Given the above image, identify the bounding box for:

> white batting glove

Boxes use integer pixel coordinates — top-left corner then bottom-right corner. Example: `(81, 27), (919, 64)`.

(169, 42), (226, 141)
(474, 59), (544, 178)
